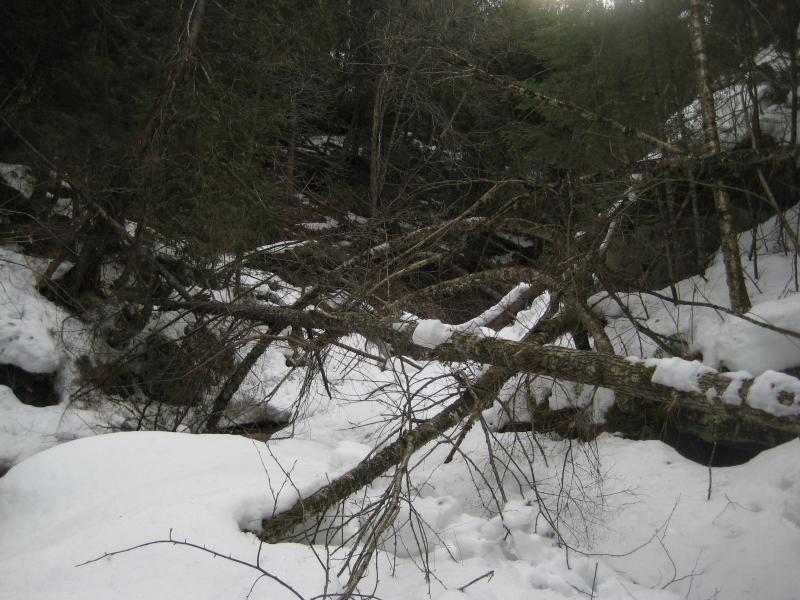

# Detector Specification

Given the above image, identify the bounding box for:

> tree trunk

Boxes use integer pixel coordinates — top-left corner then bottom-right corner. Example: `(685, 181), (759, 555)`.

(257, 312), (574, 542)
(160, 297), (800, 443)
(285, 100), (298, 202)
(205, 337), (272, 433)
(689, 0), (751, 314)
(369, 68), (390, 217)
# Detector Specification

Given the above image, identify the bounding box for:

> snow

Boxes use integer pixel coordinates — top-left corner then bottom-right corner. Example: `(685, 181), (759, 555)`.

(412, 318), (455, 349)
(659, 39), (798, 150)
(0, 247), (81, 389)
(52, 196), (73, 217)
(593, 437), (800, 600)
(0, 163), (35, 198)
(404, 304), (518, 352)
(457, 282), (532, 333)
(0, 315), (59, 373)
(253, 240), (309, 254)
(346, 211), (368, 225)
(587, 201), (800, 420)
(0, 432), (348, 599)
(669, 79), (798, 148)
(702, 295), (800, 375)
(392, 312), (417, 332)
(594, 204), (800, 375)
(2, 193), (799, 598)
(748, 370), (800, 417)
(0, 386), (118, 474)
(3, 417), (799, 599)
(644, 357), (716, 393)
(300, 216), (339, 231)
(305, 134), (345, 153)
(0, 247), (132, 470)
(496, 291), (552, 342)
(495, 231), (535, 248)
(720, 371), (750, 406)
(3, 138), (800, 599)
(0, 275), (796, 600)
(488, 251), (515, 266)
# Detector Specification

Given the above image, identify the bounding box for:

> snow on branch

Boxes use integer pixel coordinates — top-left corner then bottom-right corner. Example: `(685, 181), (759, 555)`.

(161, 298), (800, 434)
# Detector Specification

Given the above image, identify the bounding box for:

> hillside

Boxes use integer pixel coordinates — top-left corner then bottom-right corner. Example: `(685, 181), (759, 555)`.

(1, 1), (799, 599)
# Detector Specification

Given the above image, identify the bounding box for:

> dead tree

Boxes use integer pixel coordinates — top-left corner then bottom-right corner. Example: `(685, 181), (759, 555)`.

(225, 215), (796, 547)
(215, 296), (798, 541)
(257, 309), (577, 542)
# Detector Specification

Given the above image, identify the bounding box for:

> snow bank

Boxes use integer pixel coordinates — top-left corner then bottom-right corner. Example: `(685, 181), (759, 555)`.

(667, 42), (799, 149)
(595, 436), (800, 600)
(0, 386), (115, 473)
(0, 316), (59, 373)
(595, 204), (800, 380)
(700, 295), (800, 375)
(0, 250), (63, 375)
(0, 431), (353, 599)
(0, 427), (687, 600)
(0, 248), (85, 414)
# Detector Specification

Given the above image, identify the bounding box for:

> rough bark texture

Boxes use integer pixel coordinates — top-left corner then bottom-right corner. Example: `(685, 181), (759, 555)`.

(161, 298), (800, 441)
(689, 0), (751, 315)
(256, 312), (574, 542)
(710, 187), (751, 314)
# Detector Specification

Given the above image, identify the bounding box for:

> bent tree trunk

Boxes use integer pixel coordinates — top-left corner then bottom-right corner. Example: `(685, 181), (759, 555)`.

(155, 298), (800, 540)
(250, 311), (800, 541)
(257, 312), (575, 542)
(161, 297), (800, 439)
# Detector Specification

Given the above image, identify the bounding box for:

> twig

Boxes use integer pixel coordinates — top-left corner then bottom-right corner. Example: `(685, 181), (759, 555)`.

(76, 528), (305, 600)
(457, 569), (494, 592)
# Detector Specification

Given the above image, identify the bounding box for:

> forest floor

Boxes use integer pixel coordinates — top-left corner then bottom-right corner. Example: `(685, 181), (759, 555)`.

(1, 206), (800, 599)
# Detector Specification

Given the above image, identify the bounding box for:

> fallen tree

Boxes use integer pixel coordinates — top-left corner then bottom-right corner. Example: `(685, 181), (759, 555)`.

(256, 308), (575, 542)
(220, 290), (797, 540)
(161, 296), (800, 447)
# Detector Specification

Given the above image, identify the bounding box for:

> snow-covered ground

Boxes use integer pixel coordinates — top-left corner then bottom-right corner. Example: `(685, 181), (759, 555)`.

(2, 200), (800, 598)
(3, 45), (800, 590)
(1, 398), (798, 599)
(594, 204), (800, 374)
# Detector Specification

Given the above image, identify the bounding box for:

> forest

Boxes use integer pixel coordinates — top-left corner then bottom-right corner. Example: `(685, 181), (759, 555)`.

(0, 1), (799, 599)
